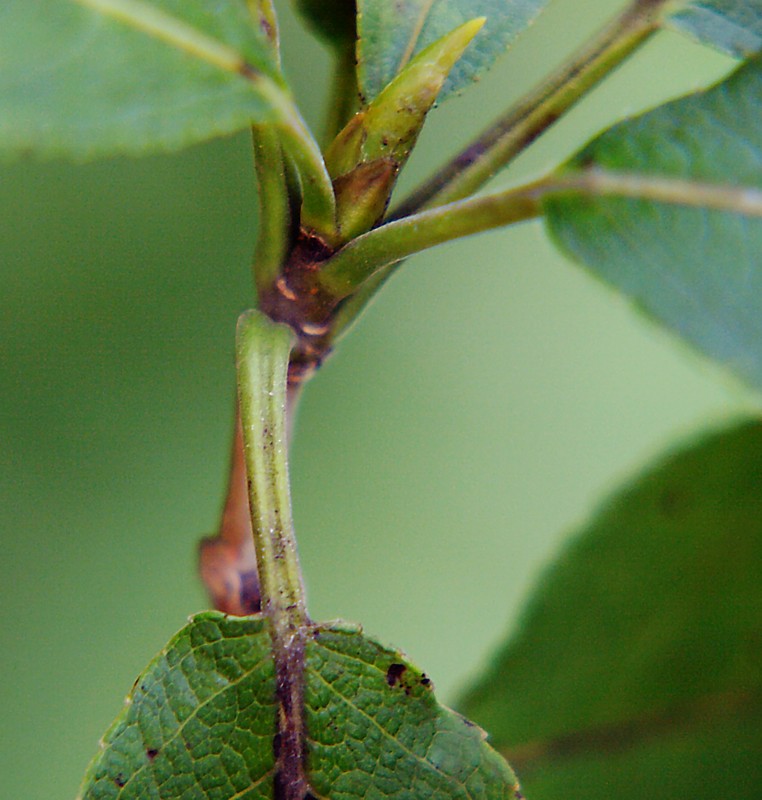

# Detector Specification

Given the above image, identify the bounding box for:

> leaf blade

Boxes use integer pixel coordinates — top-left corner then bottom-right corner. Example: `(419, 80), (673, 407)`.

(78, 614), (518, 799)
(77, 612), (277, 800)
(306, 624), (518, 800)
(460, 420), (762, 800)
(666, 0), (762, 58)
(1, 0), (285, 159)
(544, 57), (762, 389)
(356, 0), (549, 103)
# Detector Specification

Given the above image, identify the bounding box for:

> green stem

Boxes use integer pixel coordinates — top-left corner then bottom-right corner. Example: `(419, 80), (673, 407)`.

(236, 311), (311, 800)
(390, 0), (666, 219)
(323, 165), (762, 303)
(278, 108), (338, 243)
(236, 310), (307, 633)
(320, 180), (546, 300)
(260, 83), (338, 243)
(252, 126), (292, 297)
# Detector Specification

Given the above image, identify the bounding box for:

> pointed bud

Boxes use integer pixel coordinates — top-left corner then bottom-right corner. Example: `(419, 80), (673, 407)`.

(324, 110), (367, 178)
(334, 158), (398, 240)
(322, 18), (484, 242)
(361, 17), (485, 167)
(325, 17), (485, 181)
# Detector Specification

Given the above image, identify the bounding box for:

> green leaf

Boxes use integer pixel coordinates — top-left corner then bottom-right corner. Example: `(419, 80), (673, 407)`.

(0, 0), (287, 159)
(356, 0), (549, 104)
(77, 613), (276, 799)
(460, 419), (762, 800)
(544, 57), (762, 390)
(78, 613), (518, 799)
(666, 0), (762, 59)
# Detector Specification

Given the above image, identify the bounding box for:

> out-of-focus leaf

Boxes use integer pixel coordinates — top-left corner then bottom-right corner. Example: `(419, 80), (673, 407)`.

(666, 0), (762, 58)
(545, 57), (762, 390)
(460, 420), (762, 800)
(356, 0), (548, 103)
(0, 0), (285, 159)
(78, 613), (518, 799)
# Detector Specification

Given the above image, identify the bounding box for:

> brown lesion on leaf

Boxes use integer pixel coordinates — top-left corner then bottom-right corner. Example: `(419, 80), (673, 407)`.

(386, 662), (407, 687)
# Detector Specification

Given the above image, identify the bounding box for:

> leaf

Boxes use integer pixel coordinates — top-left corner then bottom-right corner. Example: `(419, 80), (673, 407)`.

(356, 0), (549, 104)
(544, 57), (762, 390)
(666, 0), (762, 59)
(460, 419), (762, 800)
(78, 613), (518, 799)
(77, 613), (276, 799)
(0, 0), (286, 159)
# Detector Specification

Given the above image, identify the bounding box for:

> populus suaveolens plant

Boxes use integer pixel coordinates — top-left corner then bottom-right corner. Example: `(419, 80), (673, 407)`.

(6, 0), (762, 798)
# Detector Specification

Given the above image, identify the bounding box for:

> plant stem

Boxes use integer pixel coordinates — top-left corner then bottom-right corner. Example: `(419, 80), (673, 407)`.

(321, 166), (762, 301)
(320, 181), (546, 300)
(274, 98), (338, 243)
(236, 310), (306, 631)
(252, 126), (292, 297)
(390, 0), (666, 219)
(236, 309), (311, 800)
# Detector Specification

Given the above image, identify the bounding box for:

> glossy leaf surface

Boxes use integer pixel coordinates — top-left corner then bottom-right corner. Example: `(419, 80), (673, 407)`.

(78, 613), (518, 799)
(0, 0), (284, 159)
(545, 57), (762, 389)
(461, 420), (762, 799)
(356, 0), (548, 103)
(667, 0), (762, 58)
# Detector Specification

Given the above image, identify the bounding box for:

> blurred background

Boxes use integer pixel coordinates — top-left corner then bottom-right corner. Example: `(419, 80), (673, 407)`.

(1, 1), (757, 796)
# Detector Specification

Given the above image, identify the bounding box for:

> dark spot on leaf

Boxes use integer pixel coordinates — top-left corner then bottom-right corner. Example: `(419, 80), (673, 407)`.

(420, 674), (432, 688)
(514, 791), (525, 800)
(462, 717), (476, 727)
(113, 774), (126, 788)
(146, 748), (159, 761)
(386, 662), (406, 687)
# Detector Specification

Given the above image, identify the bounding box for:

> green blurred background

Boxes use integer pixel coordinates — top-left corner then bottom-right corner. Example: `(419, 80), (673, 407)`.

(1, 1), (756, 796)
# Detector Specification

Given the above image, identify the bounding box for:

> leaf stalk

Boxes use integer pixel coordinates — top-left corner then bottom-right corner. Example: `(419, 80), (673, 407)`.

(236, 310), (307, 632)
(390, 0), (667, 218)
(321, 166), (762, 300)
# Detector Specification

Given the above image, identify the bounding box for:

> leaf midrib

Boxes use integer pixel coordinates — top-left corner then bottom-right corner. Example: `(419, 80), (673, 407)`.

(71, 0), (265, 80)
(396, 0), (437, 73)
(501, 687), (761, 776)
